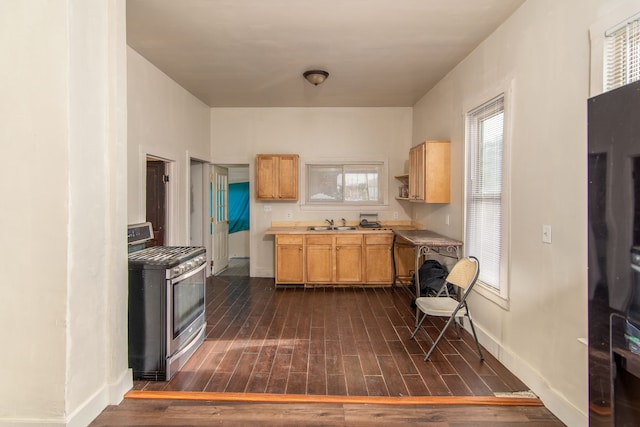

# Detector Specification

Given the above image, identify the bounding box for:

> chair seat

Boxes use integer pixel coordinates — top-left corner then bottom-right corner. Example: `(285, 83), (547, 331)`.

(415, 296), (463, 318)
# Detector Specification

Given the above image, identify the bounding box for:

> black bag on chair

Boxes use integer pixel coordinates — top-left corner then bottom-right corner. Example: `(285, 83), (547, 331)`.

(412, 259), (452, 297)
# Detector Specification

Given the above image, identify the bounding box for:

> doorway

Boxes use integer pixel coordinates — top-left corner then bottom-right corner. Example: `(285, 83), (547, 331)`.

(146, 159), (168, 246)
(212, 164), (250, 276)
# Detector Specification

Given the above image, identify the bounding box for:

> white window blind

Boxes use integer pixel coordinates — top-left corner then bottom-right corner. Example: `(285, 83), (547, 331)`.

(465, 95), (505, 290)
(605, 13), (640, 91)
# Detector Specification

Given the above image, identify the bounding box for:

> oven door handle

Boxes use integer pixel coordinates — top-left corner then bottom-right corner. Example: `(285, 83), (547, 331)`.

(170, 262), (206, 283)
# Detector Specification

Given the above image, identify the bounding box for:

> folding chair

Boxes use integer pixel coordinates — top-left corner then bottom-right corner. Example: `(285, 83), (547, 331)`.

(409, 256), (484, 361)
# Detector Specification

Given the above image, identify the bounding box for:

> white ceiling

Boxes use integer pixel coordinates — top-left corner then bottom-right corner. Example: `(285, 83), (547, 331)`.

(126, 0), (525, 108)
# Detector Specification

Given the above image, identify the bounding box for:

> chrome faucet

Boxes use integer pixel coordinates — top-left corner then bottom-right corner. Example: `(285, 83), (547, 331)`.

(341, 218), (347, 227)
(325, 219), (334, 228)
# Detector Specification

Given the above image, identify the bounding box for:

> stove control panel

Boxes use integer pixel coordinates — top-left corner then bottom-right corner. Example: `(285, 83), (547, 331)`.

(169, 254), (206, 279)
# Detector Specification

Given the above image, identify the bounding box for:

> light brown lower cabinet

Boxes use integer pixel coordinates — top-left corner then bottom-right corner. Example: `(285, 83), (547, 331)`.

(305, 234), (363, 285)
(275, 232), (397, 287)
(334, 235), (363, 284)
(274, 235), (304, 285)
(394, 243), (416, 283)
(363, 234), (394, 284)
(305, 235), (333, 283)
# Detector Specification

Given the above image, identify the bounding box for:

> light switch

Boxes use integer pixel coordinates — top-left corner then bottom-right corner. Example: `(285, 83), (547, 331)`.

(542, 224), (552, 244)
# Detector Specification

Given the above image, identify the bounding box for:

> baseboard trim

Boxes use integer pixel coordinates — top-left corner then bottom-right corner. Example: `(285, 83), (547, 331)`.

(126, 390), (543, 407)
(66, 368), (132, 427)
(472, 324), (587, 427)
(108, 368), (134, 405)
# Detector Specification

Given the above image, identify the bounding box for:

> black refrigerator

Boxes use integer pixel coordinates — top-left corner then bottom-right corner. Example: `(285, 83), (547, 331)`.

(588, 79), (640, 426)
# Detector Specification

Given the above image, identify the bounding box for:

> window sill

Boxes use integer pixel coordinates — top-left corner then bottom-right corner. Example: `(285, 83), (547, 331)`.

(473, 281), (510, 310)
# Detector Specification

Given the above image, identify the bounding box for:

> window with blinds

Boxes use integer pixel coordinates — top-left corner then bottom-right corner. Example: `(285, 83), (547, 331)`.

(465, 95), (505, 291)
(306, 162), (386, 204)
(605, 13), (640, 91)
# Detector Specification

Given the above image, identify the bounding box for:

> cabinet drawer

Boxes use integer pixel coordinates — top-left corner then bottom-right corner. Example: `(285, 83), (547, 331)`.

(305, 235), (333, 245)
(365, 234), (393, 245)
(276, 235), (303, 245)
(335, 234), (363, 245)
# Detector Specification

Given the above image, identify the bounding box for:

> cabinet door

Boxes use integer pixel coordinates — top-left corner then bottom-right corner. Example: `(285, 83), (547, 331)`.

(394, 244), (415, 282)
(335, 235), (363, 283)
(275, 241), (304, 284)
(408, 141), (450, 203)
(364, 234), (393, 284)
(409, 143), (426, 201)
(277, 155), (298, 200)
(424, 141), (450, 203)
(306, 236), (333, 283)
(256, 155), (277, 200)
(335, 245), (363, 283)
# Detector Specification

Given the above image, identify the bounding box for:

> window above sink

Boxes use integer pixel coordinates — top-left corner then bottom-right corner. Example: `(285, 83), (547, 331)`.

(305, 161), (387, 206)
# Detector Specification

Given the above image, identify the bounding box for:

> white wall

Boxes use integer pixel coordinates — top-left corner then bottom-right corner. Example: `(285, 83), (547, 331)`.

(127, 48), (211, 246)
(411, 0), (627, 424)
(0, 1), (129, 425)
(210, 108), (413, 277)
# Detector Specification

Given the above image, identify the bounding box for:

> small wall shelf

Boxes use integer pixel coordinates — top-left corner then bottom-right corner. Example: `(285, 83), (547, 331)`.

(394, 174), (409, 200)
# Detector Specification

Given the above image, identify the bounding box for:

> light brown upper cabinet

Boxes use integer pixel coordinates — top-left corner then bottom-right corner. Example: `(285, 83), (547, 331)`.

(256, 154), (299, 201)
(408, 140), (450, 203)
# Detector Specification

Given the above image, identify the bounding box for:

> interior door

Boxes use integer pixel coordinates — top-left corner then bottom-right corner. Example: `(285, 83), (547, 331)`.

(211, 165), (229, 274)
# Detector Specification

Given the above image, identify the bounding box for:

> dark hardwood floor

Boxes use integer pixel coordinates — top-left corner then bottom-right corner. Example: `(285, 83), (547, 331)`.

(136, 272), (528, 397)
(216, 257), (250, 277)
(91, 262), (565, 425)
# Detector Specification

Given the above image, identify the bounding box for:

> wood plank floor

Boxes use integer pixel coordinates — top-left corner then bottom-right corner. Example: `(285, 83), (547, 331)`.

(92, 264), (564, 425)
(135, 272), (528, 398)
(91, 399), (565, 426)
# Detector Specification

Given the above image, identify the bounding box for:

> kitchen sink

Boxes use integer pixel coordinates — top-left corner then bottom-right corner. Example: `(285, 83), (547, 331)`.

(307, 226), (357, 231)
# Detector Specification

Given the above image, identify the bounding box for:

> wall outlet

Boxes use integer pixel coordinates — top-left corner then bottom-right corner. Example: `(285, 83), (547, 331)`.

(392, 211), (398, 220)
(542, 224), (552, 244)
(286, 210), (293, 219)
(445, 215), (450, 226)
(263, 205), (272, 212)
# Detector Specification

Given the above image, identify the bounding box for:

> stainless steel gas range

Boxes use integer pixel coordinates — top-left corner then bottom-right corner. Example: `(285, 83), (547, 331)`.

(127, 222), (206, 381)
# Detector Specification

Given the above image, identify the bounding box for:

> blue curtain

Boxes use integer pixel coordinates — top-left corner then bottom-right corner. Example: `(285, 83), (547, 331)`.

(228, 182), (250, 233)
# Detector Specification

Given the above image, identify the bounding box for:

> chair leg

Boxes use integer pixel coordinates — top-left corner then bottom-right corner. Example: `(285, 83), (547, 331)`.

(467, 315), (484, 361)
(410, 312), (429, 340)
(424, 314), (458, 361)
(454, 319), (461, 338)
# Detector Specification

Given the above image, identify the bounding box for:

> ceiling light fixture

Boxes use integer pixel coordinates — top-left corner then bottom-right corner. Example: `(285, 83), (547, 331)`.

(303, 70), (329, 86)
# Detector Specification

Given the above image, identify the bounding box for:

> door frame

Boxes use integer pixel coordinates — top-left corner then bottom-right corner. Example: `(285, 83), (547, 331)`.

(188, 156), (211, 275)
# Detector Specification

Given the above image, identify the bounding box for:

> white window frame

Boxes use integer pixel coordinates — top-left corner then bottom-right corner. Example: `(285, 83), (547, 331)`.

(604, 12), (640, 91)
(589, 2), (640, 96)
(304, 161), (388, 206)
(464, 89), (512, 310)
